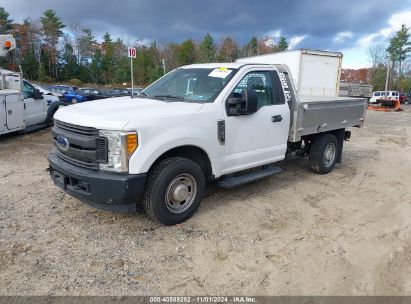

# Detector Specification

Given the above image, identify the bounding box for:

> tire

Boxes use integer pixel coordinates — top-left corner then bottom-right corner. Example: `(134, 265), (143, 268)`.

(308, 133), (339, 174)
(143, 157), (205, 225)
(71, 98), (77, 104)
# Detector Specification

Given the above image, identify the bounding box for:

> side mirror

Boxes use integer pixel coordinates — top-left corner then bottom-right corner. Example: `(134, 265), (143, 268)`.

(227, 89), (258, 116)
(32, 88), (43, 100)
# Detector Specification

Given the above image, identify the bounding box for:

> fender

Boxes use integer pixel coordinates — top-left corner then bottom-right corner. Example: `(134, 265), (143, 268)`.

(46, 101), (66, 126)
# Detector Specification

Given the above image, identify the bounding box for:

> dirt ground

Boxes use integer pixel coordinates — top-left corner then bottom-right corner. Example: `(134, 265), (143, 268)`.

(0, 106), (410, 296)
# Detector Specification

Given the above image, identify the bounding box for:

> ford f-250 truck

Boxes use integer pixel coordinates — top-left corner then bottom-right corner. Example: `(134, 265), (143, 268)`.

(48, 49), (367, 225)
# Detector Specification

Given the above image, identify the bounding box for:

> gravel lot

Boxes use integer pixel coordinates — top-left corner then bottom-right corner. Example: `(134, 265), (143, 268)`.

(0, 106), (410, 295)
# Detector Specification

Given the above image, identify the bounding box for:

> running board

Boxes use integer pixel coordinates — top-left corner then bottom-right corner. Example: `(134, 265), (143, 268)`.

(21, 123), (48, 134)
(216, 165), (282, 189)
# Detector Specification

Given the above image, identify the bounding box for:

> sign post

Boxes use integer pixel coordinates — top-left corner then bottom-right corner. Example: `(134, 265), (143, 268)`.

(128, 47), (137, 98)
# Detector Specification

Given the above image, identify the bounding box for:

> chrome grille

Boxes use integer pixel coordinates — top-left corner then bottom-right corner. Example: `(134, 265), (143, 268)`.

(53, 120), (107, 170)
(55, 120), (99, 136)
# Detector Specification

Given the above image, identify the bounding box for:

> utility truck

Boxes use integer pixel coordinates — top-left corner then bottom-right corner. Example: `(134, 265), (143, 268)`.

(0, 35), (64, 136)
(48, 49), (367, 225)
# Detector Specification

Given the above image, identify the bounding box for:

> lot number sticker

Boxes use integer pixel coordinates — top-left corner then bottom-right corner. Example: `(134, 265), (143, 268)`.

(208, 67), (232, 78)
(128, 47), (137, 58)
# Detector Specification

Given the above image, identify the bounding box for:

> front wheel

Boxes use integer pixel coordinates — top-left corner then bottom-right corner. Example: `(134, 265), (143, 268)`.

(143, 157), (205, 225)
(308, 133), (339, 174)
(71, 98), (78, 104)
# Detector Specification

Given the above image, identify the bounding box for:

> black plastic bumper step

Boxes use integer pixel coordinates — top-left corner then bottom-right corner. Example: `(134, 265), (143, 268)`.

(216, 165), (282, 189)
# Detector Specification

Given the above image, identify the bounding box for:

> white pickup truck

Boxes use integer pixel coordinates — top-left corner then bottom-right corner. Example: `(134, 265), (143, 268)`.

(48, 49), (367, 225)
(0, 35), (64, 135)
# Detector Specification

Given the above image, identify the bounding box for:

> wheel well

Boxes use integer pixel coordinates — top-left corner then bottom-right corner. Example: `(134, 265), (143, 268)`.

(151, 146), (213, 180)
(302, 129), (345, 163)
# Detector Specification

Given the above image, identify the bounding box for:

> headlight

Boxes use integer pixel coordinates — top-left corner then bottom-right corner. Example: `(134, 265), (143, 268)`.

(99, 130), (138, 172)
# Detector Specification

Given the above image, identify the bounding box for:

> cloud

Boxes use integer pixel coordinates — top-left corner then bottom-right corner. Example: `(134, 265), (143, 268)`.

(340, 9), (411, 68)
(356, 10), (411, 48)
(333, 32), (353, 43)
(289, 35), (307, 49)
(3, 0), (409, 46)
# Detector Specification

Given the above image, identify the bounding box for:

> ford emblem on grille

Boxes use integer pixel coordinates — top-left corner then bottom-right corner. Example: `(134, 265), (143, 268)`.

(56, 135), (70, 152)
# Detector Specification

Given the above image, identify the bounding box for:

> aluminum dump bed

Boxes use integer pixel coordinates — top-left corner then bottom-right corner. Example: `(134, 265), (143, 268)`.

(271, 64), (367, 142)
(288, 95), (367, 141)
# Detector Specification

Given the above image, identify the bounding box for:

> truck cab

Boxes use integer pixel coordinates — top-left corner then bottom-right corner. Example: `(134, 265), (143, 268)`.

(0, 70), (65, 135)
(48, 50), (367, 225)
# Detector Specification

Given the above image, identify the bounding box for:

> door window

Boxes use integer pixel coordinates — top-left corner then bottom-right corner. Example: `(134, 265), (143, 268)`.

(23, 81), (34, 99)
(231, 71), (285, 109)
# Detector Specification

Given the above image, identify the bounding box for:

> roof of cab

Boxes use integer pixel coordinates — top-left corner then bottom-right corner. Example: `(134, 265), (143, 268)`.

(180, 62), (268, 69)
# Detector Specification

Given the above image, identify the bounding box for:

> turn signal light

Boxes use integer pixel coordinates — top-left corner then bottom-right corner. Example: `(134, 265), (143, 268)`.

(4, 41), (11, 49)
(126, 133), (138, 155)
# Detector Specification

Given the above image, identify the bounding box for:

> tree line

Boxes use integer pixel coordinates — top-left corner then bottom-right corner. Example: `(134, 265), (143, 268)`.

(0, 7), (289, 86)
(368, 24), (411, 92)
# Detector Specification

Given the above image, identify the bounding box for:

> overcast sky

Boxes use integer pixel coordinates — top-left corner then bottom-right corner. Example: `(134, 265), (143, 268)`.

(2, 0), (411, 68)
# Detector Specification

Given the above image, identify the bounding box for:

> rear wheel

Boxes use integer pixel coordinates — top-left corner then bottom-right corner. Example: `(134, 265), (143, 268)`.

(308, 134), (339, 174)
(71, 98), (77, 104)
(143, 157), (205, 225)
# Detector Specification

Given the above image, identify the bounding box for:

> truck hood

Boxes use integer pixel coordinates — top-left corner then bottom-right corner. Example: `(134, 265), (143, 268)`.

(54, 96), (204, 130)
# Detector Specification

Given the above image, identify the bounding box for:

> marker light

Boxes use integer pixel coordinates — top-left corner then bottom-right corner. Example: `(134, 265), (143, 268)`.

(126, 133), (138, 155)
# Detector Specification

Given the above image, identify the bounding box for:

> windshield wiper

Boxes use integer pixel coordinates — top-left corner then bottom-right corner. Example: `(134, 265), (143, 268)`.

(153, 95), (185, 101)
(137, 92), (149, 98)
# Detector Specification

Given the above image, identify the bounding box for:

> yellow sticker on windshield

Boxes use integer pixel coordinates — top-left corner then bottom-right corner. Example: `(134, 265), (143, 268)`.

(208, 68), (232, 78)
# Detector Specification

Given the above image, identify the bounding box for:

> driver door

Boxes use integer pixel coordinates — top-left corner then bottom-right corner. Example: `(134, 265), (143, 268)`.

(23, 81), (46, 126)
(222, 68), (290, 174)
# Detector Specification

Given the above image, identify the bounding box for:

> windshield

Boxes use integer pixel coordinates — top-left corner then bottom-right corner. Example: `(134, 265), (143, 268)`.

(142, 68), (237, 102)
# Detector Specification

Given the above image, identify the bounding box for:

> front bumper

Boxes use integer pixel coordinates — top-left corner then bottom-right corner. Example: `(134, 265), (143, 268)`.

(48, 151), (146, 213)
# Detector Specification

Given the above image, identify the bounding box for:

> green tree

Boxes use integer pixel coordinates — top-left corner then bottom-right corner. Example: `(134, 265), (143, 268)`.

(387, 24), (411, 76)
(60, 39), (79, 81)
(40, 9), (65, 80)
(101, 32), (116, 84)
(278, 36), (289, 51)
(21, 49), (39, 80)
(0, 7), (13, 34)
(178, 39), (196, 66)
(369, 64), (387, 91)
(198, 33), (216, 63)
(78, 28), (96, 63)
(89, 48), (102, 83)
(245, 36), (259, 56)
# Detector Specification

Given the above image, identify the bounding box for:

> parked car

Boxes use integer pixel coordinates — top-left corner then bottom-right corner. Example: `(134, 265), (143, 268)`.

(28, 82), (60, 105)
(77, 88), (108, 101)
(369, 91), (399, 103)
(127, 87), (144, 96)
(105, 88), (131, 97)
(62, 90), (87, 104)
(399, 93), (409, 104)
(48, 85), (78, 99)
(32, 83), (56, 96)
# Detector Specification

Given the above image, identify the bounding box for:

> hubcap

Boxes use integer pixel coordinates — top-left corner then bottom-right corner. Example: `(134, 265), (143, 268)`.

(165, 173), (197, 214)
(323, 143), (336, 167)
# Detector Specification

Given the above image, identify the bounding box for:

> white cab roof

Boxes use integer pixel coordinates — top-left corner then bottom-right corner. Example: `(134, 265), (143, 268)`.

(181, 62), (264, 69)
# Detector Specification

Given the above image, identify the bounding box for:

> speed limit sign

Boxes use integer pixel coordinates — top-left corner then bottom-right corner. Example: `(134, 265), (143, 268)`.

(128, 47), (137, 58)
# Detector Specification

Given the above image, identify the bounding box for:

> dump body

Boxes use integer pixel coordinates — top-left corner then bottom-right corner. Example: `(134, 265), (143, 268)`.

(271, 64), (366, 142)
(237, 49), (343, 97)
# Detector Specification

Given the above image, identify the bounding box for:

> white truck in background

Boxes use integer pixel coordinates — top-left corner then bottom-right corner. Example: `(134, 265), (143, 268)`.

(0, 35), (64, 135)
(48, 49), (367, 225)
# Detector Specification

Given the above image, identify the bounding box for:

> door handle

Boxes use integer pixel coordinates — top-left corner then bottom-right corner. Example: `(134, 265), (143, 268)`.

(272, 115), (283, 122)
